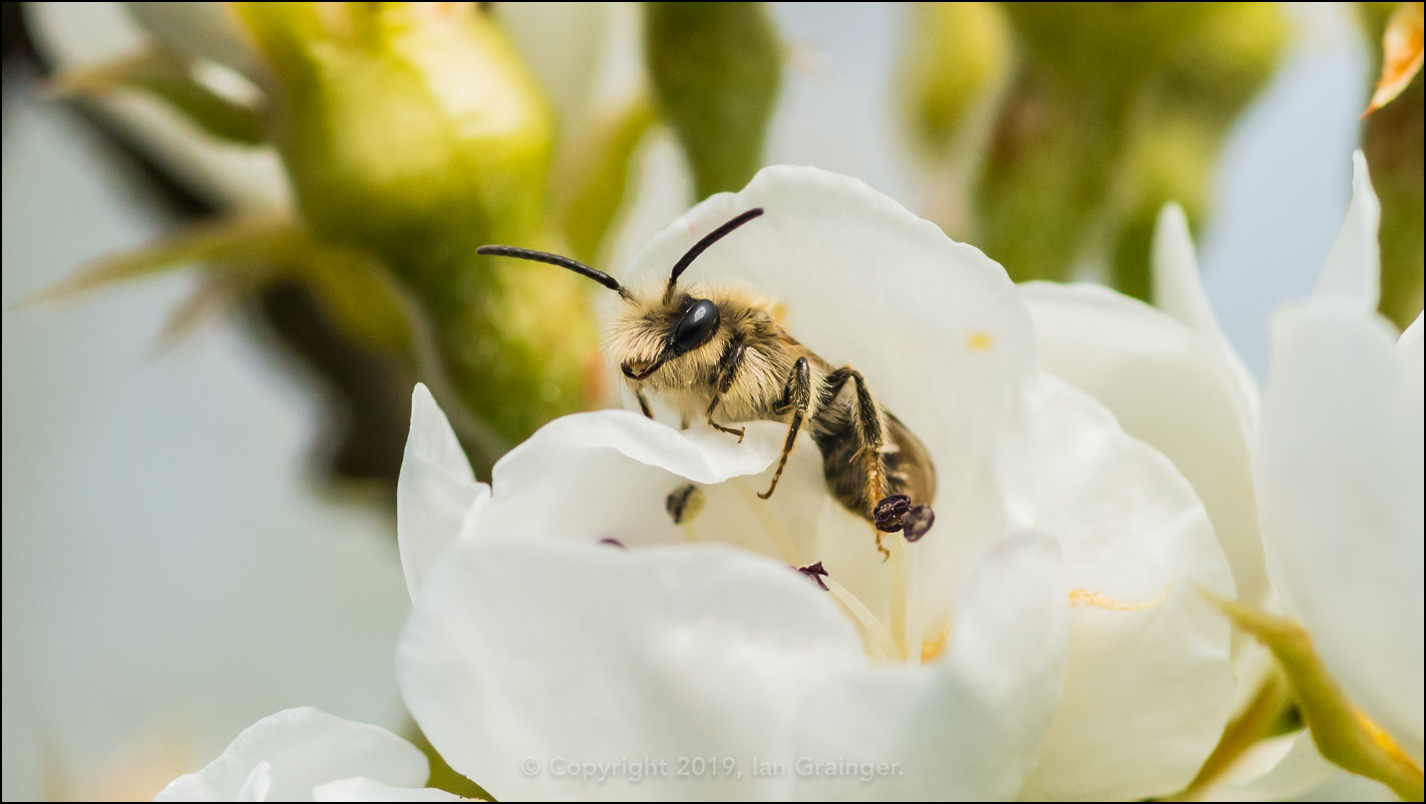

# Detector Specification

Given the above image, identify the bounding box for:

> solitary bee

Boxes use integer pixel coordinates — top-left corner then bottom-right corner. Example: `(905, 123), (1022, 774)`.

(478, 208), (935, 556)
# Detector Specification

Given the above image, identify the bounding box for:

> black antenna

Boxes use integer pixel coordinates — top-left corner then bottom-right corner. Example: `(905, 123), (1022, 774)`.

(477, 245), (629, 299)
(667, 208), (764, 296)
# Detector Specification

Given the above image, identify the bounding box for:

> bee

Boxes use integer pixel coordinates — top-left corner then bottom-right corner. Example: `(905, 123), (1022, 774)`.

(478, 208), (935, 557)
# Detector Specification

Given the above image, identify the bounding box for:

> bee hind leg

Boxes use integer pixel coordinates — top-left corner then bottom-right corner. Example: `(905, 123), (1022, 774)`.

(824, 366), (898, 560)
(758, 357), (811, 500)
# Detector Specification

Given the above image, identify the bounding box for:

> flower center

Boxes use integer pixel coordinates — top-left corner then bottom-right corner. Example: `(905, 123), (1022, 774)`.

(667, 477), (936, 664)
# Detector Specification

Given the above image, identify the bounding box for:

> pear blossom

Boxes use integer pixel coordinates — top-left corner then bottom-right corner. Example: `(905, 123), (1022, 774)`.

(394, 166), (1235, 800)
(145, 165), (1239, 801)
(1020, 152), (1422, 799)
(1255, 153), (1424, 762)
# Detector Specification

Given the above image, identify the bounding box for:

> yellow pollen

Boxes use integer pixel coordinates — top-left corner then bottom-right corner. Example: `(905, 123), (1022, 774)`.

(1069, 583), (1171, 611)
(920, 621), (953, 662)
(967, 331), (994, 351)
(1354, 706), (1425, 775)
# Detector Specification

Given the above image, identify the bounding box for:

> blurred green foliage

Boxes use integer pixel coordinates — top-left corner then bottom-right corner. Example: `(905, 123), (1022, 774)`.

(903, 2), (1287, 303)
(57, 2), (790, 480)
(646, 2), (782, 199)
(1358, 2), (1424, 332)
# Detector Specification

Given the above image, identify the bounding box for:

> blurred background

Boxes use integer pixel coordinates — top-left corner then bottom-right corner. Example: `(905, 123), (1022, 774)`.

(1, 2), (1418, 800)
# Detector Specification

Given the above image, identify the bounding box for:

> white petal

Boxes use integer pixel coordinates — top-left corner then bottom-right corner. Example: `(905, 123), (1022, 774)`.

(619, 165), (1038, 628)
(398, 384), (486, 601)
(1151, 202), (1262, 444)
(1258, 299), (1424, 753)
(397, 535), (865, 800)
(791, 533), (1068, 800)
(312, 777), (467, 802)
(1019, 375), (1236, 800)
(1313, 151), (1381, 310)
(234, 762), (272, 802)
(1022, 281), (1268, 607)
(476, 410), (831, 563)
(154, 708), (428, 802)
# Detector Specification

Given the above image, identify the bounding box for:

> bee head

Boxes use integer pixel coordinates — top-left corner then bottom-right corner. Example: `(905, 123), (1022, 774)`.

(478, 208), (764, 383)
(619, 294), (722, 380)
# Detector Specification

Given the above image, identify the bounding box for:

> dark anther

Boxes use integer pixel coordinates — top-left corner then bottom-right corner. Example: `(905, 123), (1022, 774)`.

(666, 483), (706, 525)
(902, 505), (935, 542)
(873, 494), (912, 532)
(796, 561), (830, 591)
(598, 538), (627, 549)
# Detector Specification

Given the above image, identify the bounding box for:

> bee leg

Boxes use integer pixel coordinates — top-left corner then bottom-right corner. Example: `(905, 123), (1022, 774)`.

(824, 366), (891, 560)
(635, 389), (654, 420)
(705, 341), (747, 442)
(759, 357), (811, 500)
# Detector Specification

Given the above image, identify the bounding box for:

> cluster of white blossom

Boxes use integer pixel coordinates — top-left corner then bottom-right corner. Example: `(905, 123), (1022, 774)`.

(155, 158), (1420, 801)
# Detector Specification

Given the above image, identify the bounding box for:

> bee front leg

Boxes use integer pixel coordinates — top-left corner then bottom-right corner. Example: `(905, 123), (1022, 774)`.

(704, 341), (747, 442)
(758, 357), (811, 500)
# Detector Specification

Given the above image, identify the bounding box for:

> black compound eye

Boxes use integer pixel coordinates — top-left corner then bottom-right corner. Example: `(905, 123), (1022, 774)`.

(671, 299), (720, 354)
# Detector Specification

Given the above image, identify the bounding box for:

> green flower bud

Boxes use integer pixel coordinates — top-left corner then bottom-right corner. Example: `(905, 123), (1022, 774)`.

(645, 2), (782, 200)
(236, 3), (601, 463)
(900, 2), (1012, 161)
(967, 2), (1285, 301)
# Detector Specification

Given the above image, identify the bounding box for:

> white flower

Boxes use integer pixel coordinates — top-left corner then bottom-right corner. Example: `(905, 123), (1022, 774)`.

(152, 707), (455, 802)
(1020, 151), (1423, 798)
(1019, 203), (1267, 611)
(1255, 152), (1424, 762)
(394, 166), (1235, 800)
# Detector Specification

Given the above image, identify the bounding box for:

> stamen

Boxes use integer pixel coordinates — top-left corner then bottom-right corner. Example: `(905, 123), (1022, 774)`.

(823, 577), (900, 663)
(730, 477), (797, 564)
(795, 561), (830, 591)
(887, 529), (908, 659)
(597, 538), (626, 549)
(904, 536), (922, 667)
(1068, 583), (1172, 611)
(873, 494), (911, 532)
(901, 505), (934, 542)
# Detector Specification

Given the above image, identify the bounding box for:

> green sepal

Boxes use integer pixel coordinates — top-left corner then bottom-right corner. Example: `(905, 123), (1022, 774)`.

(53, 49), (264, 145)
(1205, 594), (1424, 801)
(32, 217), (410, 354)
